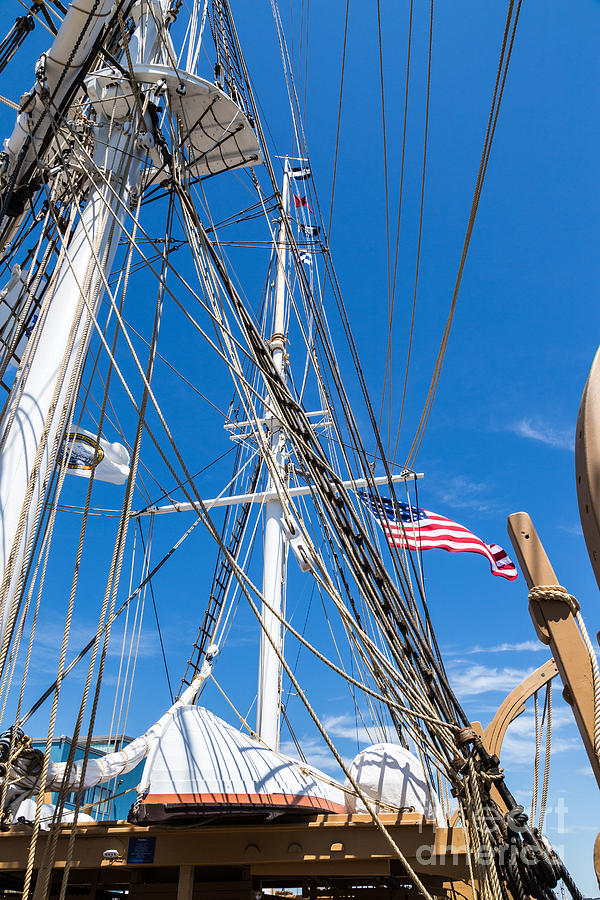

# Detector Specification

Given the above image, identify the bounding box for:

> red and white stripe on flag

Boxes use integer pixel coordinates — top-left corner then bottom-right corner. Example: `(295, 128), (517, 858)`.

(381, 510), (518, 581)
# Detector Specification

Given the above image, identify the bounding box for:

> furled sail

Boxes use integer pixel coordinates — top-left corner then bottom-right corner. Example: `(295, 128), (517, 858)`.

(1, 652), (216, 821)
(134, 705), (347, 824)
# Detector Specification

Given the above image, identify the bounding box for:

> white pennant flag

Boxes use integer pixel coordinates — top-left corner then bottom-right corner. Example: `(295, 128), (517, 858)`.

(58, 429), (131, 485)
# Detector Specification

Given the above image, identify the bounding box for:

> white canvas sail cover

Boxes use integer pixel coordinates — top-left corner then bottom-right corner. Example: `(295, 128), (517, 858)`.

(13, 798), (95, 830)
(3, 659), (214, 820)
(344, 743), (445, 825)
(135, 706), (347, 822)
(44, 666), (211, 793)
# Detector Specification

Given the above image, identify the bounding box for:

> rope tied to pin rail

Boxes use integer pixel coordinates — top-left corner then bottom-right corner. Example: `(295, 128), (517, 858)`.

(449, 721), (587, 900)
(529, 584), (600, 759)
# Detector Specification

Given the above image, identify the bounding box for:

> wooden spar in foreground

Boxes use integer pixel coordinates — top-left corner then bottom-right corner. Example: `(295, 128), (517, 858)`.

(576, 346), (600, 591)
(507, 512), (600, 787)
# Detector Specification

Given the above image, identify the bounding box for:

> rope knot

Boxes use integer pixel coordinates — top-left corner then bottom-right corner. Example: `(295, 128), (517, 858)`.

(528, 584), (580, 614)
(479, 767), (505, 784)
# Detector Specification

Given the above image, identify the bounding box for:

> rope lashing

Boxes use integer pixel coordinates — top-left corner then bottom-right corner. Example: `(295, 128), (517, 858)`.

(479, 767), (505, 785)
(529, 584), (600, 759)
(528, 584), (579, 613)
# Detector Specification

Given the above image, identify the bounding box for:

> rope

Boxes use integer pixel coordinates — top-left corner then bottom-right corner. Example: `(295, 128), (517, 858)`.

(463, 761), (500, 900)
(458, 802), (480, 900)
(326, 0), (349, 240)
(539, 681), (551, 832)
(242, 581), (435, 900)
(530, 690), (540, 824)
(0, 11), (552, 900)
(392, 0), (432, 461)
(0, 94), (18, 110)
(22, 133), (140, 900)
(57, 12), (440, 716)
(187, 187), (469, 735)
(0, 3), (458, 892)
(405, 0), (523, 468)
(528, 585), (579, 613)
(375, 0), (391, 446)
(20, 517), (201, 727)
(137, 518), (172, 700)
(529, 584), (600, 758)
(27, 137), (460, 860)
(56, 178), (165, 900)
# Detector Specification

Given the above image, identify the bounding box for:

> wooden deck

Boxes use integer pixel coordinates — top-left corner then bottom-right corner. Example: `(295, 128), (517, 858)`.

(0, 813), (472, 899)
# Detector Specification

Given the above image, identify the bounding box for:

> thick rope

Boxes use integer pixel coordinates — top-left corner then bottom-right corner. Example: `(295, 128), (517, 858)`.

(22, 93), (143, 900)
(467, 757), (505, 900)
(530, 690), (540, 825)
(529, 585), (600, 758)
(56, 197), (163, 900)
(539, 681), (552, 831)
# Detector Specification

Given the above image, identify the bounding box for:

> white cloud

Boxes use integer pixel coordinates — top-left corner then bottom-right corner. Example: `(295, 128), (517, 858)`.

(511, 418), (572, 450)
(498, 709), (577, 766)
(501, 732), (579, 766)
(322, 713), (395, 745)
(449, 663), (531, 697)
(470, 641), (545, 654)
(279, 713), (398, 775)
(435, 475), (492, 513)
(482, 702), (597, 770)
(505, 707), (573, 736)
(558, 523), (584, 537)
(558, 823), (599, 834)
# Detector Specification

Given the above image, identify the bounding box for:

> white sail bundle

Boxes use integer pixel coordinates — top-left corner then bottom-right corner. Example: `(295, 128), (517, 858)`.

(5, 654), (216, 821)
(1, 0), (114, 193)
(134, 705), (347, 824)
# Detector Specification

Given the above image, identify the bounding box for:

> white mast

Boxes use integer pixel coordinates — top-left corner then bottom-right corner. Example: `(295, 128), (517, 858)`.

(0, 1), (167, 661)
(256, 159), (291, 749)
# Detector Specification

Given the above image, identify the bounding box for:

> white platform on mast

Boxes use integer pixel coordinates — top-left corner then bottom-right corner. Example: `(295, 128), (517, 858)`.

(132, 64), (262, 178)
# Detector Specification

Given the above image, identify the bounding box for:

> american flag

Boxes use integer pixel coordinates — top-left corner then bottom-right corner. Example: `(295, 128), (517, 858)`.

(358, 491), (518, 581)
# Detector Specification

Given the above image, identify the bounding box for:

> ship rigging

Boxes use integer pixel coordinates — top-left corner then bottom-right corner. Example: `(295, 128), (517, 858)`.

(0, 1), (596, 900)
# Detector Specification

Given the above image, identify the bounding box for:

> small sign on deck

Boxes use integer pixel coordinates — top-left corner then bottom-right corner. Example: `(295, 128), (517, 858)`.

(127, 836), (156, 864)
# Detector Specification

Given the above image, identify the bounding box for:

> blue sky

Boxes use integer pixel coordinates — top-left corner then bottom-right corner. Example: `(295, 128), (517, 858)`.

(1, 0), (600, 894)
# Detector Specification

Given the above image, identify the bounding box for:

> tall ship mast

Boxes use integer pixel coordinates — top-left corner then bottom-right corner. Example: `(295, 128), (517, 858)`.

(0, 2), (596, 900)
